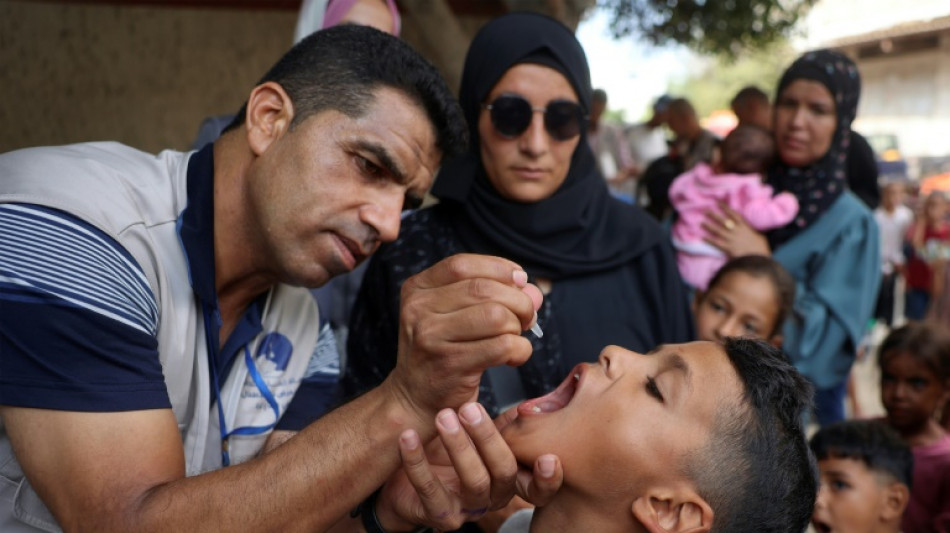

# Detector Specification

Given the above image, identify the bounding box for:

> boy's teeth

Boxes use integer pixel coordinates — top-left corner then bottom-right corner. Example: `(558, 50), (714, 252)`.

(532, 405), (541, 413)
(573, 373), (580, 380)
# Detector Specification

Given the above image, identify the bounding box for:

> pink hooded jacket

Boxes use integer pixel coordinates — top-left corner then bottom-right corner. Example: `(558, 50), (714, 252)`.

(670, 163), (799, 247)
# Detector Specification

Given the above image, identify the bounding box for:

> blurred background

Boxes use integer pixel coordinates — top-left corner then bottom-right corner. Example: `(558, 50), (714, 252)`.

(1, 0), (947, 184)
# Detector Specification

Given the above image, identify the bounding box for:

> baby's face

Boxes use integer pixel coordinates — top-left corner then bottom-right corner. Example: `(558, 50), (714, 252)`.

(500, 342), (742, 502)
(812, 457), (891, 533)
(694, 272), (781, 344)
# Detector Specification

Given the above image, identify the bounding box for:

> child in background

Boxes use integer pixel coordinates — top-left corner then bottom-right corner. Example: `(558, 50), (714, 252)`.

(692, 255), (795, 346)
(669, 125), (799, 290)
(905, 192), (950, 320)
(809, 419), (913, 533)
(874, 181), (914, 326)
(878, 322), (950, 532)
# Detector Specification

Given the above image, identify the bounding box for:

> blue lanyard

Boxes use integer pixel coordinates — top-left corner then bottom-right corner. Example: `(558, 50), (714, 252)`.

(202, 303), (281, 466)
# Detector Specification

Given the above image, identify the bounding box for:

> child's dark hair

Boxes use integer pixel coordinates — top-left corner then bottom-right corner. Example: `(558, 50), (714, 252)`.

(720, 124), (775, 175)
(688, 337), (817, 532)
(809, 419), (914, 488)
(704, 255), (796, 337)
(877, 322), (950, 383)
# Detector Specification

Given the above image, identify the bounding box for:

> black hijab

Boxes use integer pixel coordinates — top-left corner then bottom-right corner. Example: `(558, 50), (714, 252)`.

(431, 12), (659, 279)
(768, 49), (862, 247)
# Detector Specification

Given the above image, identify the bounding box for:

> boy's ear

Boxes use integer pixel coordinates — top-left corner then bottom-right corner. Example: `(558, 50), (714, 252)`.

(880, 482), (910, 522)
(245, 81), (295, 157)
(631, 489), (714, 533)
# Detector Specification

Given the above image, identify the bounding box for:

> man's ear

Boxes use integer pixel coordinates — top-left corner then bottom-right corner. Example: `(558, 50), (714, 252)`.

(244, 81), (295, 157)
(880, 482), (910, 522)
(631, 489), (714, 533)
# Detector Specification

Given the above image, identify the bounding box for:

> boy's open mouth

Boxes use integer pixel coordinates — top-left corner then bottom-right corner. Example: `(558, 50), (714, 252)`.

(516, 364), (583, 416)
(812, 519), (831, 533)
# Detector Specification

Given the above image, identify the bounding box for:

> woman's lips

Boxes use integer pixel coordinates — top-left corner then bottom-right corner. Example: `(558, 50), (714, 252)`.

(517, 364), (585, 416)
(512, 166), (547, 180)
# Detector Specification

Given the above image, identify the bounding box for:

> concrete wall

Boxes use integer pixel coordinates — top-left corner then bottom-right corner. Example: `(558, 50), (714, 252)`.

(847, 31), (950, 166)
(0, 1), (297, 154)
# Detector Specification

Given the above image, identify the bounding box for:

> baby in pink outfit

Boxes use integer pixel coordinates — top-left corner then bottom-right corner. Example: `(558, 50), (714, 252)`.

(669, 125), (799, 290)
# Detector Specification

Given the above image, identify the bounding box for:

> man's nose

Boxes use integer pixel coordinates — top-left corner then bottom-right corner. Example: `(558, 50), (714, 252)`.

(362, 191), (403, 244)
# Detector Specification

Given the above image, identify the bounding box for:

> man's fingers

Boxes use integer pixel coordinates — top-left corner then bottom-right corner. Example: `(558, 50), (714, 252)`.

(403, 277), (539, 331)
(398, 430), (454, 523)
(405, 254), (526, 291)
(457, 403), (518, 510)
(516, 454), (563, 507)
(435, 409), (493, 512)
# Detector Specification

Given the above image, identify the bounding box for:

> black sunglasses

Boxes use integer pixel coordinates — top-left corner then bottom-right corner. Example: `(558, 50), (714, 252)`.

(482, 94), (586, 141)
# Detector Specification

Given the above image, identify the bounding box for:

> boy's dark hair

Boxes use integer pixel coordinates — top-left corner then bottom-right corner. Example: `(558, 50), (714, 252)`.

(809, 419), (914, 488)
(687, 338), (817, 533)
(720, 124), (775, 175)
(225, 24), (467, 160)
(878, 321), (950, 382)
(705, 255), (796, 337)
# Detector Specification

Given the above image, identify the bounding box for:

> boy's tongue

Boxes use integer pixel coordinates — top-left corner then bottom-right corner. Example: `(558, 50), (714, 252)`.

(516, 369), (579, 416)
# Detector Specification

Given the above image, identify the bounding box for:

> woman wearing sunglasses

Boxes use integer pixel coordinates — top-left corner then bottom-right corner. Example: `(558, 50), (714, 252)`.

(343, 12), (693, 419)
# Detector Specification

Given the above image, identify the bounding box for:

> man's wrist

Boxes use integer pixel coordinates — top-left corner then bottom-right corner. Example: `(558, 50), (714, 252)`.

(354, 489), (429, 533)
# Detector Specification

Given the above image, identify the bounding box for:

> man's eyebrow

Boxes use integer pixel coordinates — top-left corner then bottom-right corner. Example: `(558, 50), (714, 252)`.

(354, 140), (408, 185)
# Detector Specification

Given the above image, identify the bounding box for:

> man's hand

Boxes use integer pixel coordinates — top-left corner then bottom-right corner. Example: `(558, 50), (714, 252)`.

(376, 403), (562, 532)
(383, 254), (543, 429)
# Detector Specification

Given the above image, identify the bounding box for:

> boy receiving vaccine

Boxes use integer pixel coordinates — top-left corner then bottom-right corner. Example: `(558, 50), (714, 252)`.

(398, 338), (817, 533)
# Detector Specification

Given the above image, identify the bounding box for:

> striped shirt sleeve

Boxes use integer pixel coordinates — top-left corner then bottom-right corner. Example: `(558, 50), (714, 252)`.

(0, 203), (170, 411)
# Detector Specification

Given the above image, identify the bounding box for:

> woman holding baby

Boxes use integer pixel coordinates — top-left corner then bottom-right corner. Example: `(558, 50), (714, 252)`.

(705, 50), (880, 426)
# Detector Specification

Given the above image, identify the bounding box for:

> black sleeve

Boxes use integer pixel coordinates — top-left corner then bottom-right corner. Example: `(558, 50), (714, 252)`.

(846, 131), (880, 210)
(342, 251), (403, 400)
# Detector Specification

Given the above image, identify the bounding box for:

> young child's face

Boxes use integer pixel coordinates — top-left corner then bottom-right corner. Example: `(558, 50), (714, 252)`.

(812, 457), (895, 533)
(500, 342), (742, 503)
(880, 351), (949, 433)
(924, 193), (948, 225)
(693, 271), (781, 344)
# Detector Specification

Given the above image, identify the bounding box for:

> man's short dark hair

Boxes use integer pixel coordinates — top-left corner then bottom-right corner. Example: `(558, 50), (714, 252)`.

(226, 24), (467, 160)
(731, 85), (770, 109)
(688, 338), (817, 533)
(592, 88), (608, 104)
(706, 255), (795, 337)
(810, 419), (913, 488)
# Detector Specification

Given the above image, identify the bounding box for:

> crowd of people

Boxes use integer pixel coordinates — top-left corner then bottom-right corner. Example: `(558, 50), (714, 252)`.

(0, 2), (948, 532)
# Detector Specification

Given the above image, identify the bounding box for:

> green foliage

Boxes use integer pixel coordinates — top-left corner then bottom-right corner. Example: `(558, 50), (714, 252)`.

(598, 0), (816, 56)
(667, 38), (797, 117)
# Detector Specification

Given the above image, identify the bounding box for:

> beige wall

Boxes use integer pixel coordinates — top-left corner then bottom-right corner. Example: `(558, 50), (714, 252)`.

(0, 1), (297, 153)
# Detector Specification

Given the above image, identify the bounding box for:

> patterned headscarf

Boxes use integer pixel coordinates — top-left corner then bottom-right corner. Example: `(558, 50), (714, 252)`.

(768, 49), (861, 247)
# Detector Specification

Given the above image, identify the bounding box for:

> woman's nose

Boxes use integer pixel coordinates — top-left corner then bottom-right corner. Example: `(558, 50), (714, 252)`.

(518, 112), (549, 156)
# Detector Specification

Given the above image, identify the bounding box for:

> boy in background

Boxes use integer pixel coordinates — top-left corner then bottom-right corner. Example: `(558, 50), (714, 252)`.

(809, 420), (913, 533)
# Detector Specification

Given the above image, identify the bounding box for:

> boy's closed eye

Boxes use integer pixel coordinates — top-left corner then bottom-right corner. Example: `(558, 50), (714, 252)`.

(646, 376), (664, 402)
